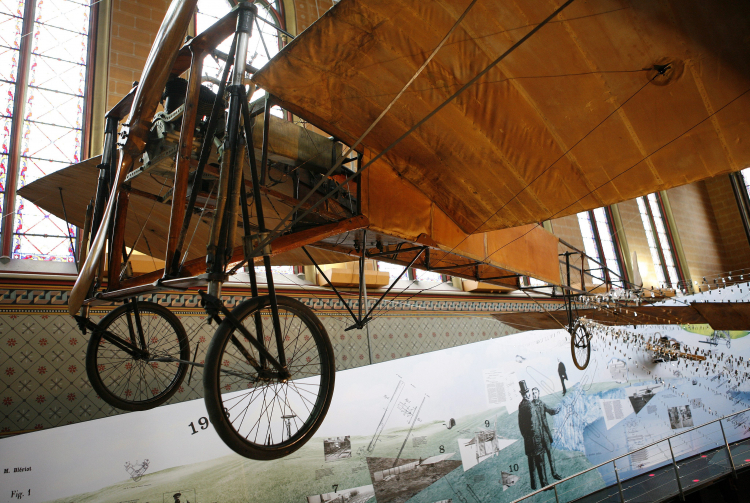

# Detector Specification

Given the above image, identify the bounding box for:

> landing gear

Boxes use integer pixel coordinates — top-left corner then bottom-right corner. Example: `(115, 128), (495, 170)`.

(203, 295), (335, 460)
(570, 321), (591, 370)
(86, 301), (190, 411)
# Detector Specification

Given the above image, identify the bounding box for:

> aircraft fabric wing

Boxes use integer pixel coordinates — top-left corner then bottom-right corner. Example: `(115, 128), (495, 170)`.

(252, 0), (750, 235)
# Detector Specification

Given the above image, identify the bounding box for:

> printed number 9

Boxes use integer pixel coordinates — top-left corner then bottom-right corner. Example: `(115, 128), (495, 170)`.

(485, 420), (490, 427)
(439, 445), (445, 453)
(199, 417), (209, 430)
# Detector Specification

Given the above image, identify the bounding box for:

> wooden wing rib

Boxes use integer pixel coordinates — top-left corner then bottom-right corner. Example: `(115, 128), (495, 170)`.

(68, 0), (199, 315)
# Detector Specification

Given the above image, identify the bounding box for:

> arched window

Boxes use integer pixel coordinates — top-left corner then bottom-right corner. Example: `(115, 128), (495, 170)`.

(577, 207), (625, 288)
(196, 0), (286, 104)
(637, 194), (682, 288)
(0, 0), (95, 261)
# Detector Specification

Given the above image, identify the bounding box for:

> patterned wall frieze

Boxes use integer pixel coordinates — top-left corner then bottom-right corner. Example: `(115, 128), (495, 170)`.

(0, 279), (563, 316)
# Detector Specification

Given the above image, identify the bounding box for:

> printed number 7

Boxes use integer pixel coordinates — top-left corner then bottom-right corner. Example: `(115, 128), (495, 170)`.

(332, 484), (338, 493)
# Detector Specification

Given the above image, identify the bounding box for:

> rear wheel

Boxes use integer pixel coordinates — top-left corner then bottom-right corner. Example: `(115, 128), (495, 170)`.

(203, 295), (335, 460)
(571, 321), (591, 370)
(86, 301), (190, 411)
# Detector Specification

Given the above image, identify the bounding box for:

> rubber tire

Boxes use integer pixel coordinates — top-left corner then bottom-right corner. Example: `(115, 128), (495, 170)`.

(203, 295), (335, 460)
(571, 321), (591, 370)
(86, 301), (190, 411)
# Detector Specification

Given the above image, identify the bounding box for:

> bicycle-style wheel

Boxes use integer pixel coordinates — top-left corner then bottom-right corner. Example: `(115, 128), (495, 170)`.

(571, 321), (591, 370)
(203, 295), (335, 460)
(86, 301), (190, 411)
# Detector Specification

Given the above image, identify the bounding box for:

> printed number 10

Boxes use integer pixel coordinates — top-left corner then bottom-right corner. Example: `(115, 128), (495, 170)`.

(509, 463), (519, 472)
(188, 417), (210, 434)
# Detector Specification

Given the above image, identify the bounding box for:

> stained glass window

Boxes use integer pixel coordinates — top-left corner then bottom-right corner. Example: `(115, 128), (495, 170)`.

(0, 0), (25, 244)
(0, 0), (92, 261)
(577, 208), (624, 288)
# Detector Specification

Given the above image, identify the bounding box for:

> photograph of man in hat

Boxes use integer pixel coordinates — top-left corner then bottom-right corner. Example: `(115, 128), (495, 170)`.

(532, 387), (562, 481)
(517, 380), (547, 489)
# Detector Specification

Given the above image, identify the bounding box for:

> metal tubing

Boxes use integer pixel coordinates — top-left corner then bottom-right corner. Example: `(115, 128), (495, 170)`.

(363, 259), (372, 362)
(78, 199), (93, 270)
(240, 89), (267, 234)
(166, 49), (203, 275)
(259, 94), (271, 187)
(247, 91), (285, 367)
(613, 459), (625, 503)
(553, 485), (560, 503)
(719, 419), (738, 479)
(358, 229), (366, 322)
(239, 174), (266, 365)
(92, 117), (118, 239)
(667, 438), (685, 501)
(107, 190), (130, 290)
(363, 247), (426, 321)
(131, 298), (147, 350)
(255, 14), (295, 40)
(175, 35), (237, 272)
(263, 254), (286, 367)
(302, 246), (359, 324)
(214, 12), (253, 266)
(367, 246), (427, 259)
(221, 89), (246, 260)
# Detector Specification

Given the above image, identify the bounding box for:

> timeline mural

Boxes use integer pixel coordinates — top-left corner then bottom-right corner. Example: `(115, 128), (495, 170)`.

(3, 285), (750, 503)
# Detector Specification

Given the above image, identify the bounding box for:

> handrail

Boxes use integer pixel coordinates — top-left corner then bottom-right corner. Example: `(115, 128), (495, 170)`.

(510, 405), (750, 503)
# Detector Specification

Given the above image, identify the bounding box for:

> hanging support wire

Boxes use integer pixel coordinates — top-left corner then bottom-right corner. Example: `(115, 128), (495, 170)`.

(302, 244), (427, 331)
(351, 247), (427, 330)
(255, 14), (295, 40)
(302, 245), (360, 324)
(249, 0), (576, 258)
(58, 187), (77, 273)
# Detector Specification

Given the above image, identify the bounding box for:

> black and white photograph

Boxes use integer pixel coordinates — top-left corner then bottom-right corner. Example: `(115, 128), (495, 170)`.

(367, 456), (462, 503)
(502, 471), (521, 491)
(163, 490), (195, 503)
(625, 383), (663, 415)
(306, 484), (375, 503)
(668, 405), (694, 429)
(324, 436), (352, 462)
(457, 428), (516, 471)
(517, 380), (562, 490)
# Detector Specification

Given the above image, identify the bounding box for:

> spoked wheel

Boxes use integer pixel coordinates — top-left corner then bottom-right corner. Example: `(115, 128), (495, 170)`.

(86, 301), (190, 411)
(570, 321), (591, 370)
(203, 295), (335, 460)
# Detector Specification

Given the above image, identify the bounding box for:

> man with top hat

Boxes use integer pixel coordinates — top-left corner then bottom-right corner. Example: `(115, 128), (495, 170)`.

(532, 387), (562, 481)
(518, 380), (547, 489)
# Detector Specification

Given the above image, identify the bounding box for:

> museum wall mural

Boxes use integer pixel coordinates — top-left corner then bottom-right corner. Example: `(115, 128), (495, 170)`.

(3, 282), (750, 503)
(0, 279), (535, 433)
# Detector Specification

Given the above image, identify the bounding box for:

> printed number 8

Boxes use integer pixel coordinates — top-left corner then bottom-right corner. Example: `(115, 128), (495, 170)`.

(439, 445), (445, 453)
(485, 420), (490, 427)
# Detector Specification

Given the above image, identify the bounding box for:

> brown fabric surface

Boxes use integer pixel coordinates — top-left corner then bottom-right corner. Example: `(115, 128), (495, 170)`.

(492, 304), (709, 331)
(254, 0), (750, 234)
(692, 302), (750, 331)
(360, 154), (562, 284)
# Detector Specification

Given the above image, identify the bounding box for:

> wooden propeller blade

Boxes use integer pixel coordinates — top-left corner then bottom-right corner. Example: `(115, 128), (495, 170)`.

(68, 0), (199, 315)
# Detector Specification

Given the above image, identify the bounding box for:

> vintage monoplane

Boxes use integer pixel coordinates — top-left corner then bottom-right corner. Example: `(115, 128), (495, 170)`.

(19, 0), (750, 459)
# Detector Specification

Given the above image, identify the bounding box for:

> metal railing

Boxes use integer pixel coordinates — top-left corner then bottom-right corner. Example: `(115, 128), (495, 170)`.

(511, 406), (750, 503)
